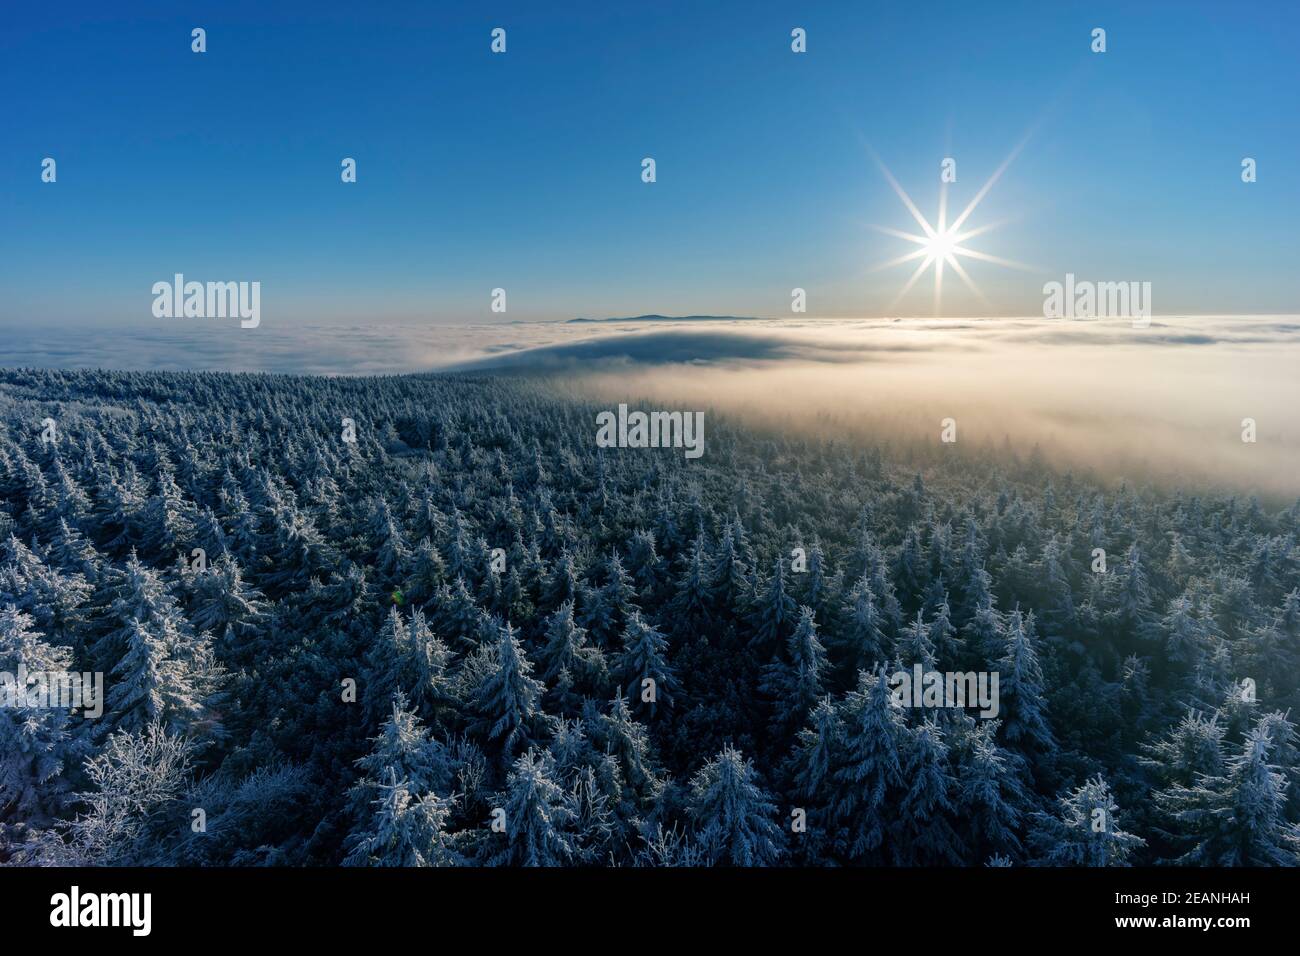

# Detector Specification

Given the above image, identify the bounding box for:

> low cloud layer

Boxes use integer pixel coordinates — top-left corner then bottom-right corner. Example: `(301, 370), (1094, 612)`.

(454, 316), (1300, 498)
(3, 315), (1296, 496)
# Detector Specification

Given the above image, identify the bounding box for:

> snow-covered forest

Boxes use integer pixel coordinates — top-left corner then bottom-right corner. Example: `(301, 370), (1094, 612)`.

(2, 366), (1298, 867)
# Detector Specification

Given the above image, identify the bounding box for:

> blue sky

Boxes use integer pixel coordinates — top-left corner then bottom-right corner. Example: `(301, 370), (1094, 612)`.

(2, 0), (1296, 327)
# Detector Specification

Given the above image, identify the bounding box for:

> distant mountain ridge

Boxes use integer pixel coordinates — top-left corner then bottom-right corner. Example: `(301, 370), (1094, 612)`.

(567, 314), (764, 323)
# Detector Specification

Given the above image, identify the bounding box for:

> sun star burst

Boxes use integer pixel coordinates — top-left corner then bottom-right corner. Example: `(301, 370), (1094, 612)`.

(869, 145), (1030, 316)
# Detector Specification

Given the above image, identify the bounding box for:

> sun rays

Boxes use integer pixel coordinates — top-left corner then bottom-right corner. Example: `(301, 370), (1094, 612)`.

(869, 141), (1032, 316)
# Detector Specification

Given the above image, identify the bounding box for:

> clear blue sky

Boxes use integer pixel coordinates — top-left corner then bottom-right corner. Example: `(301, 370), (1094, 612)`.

(2, 0), (1296, 326)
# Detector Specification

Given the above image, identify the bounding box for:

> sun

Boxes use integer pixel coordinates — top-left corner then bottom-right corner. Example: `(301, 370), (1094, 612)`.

(924, 229), (957, 261)
(868, 143), (1030, 316)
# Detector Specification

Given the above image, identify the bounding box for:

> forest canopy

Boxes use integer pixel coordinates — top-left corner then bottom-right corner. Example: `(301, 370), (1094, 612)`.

(1, 366), (1298, 867)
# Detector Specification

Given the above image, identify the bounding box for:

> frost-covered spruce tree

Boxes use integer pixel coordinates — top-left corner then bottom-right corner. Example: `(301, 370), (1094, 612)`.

(442, 509), (473, 584)
(364, 608), (411, 722)
(625, 529), (662, 597)
(48, 458), (91, 527)
(405, 608), (454, 718)
(1141, 709), (1226, 789)
(1161, 592), (1216, 666)
(760, 605), (826, 737)
(0, 534), (91, 641)
(832, 667), (908, 860)
(90, 550), (172, 658)
(139, 468), (196, 561)
(1029, 774), (1144, 865)
(951, 717), (1026, 860)
(1157, 716), (1300, 865)
(958, 567), (1003, 669)
(836, 575), (889, 679)
(599, 551), (638, 636)
(666, 536), (710, 635)
(687, 745), (784, 866)
(540, 600), (607, 700)
(894, 528), (929, 611)
(48, 517), (101, 582)
(751, 556), (797, 654)
(471, 621), (545, 754)
(218, 484), (259, 562)
(89, 552), (220, 734)
(590, 693), (657, 795)
(892, 720), (961, 865)
(186, 554), (266, 656)
(547, 717), (620, 812)
(485, 749), (575, 866)
(365, 608), (452, 722)
(799, 538), (833, 619)
(1247, 587), (1300, 700)
(402, 538), (446, 607)
(0, 605), (85, 825)
(105, 616), (212, 734)
(568, 763), (618, 864)
(260, 502), (335, 593)
(927, 596), (959, 668)
(707, 529), (750, 618)
(541, 551), (580, 613)
(192, 506), (231, 563)
(348, 692), (455, 823)
(367, 496), (410, 583)
(615, 609), (679, 719)
(343, 768), (460, 867)
(996, 608), (1056, 753)
(899, 610), (935, 670)
(1035, 536), (1077, 635)
(790, 695), (839, 804)
(1109, 542), (1158, 645)
(435, 576), (494, 650)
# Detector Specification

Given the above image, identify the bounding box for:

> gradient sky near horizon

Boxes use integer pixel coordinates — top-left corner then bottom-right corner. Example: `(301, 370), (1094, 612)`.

(2, 0), (1297, 329)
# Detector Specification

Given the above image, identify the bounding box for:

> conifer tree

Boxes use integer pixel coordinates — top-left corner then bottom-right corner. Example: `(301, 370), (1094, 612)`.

(187, 554), (266, 654)
(591, 694), (657, 795)
(348, 692), (456, 819)
(402, 537), (446, 607)
(540, 600), (607, 701)
(435, 576), (494, 649)
(1030, 774), (1144, 865)
(105, 617), (211, 734)
(666, 537), (711, 635)
(486, 749), (575, 866)
(0, 605), (84, 824)
(616, 609), (679, 718)
(997, 609), (1056, 753)
(472, 621), (545, 754)
(760, 605), (826, 736)
(751, 556), (797, 653)
(832, 668), (908, 859)
(1157, 717), (1300, 865)
(951, 718), (1026, 860)
(828, 576), (880, 676)
(688, 745), (783, 866)
(707, 529), (750, 617)
(899, 610), (935, 670)
(343, 769), (460, 867)
(541, 551), (580, 612)
(139, 469), (196, 561)
(892, 720), (961, 865)
(790, 696), (839, 803)
(927, 595), (959, 667)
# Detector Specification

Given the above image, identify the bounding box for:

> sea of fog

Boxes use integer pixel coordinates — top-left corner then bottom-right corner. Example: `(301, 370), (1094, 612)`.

(2, 315), (1297, 495)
